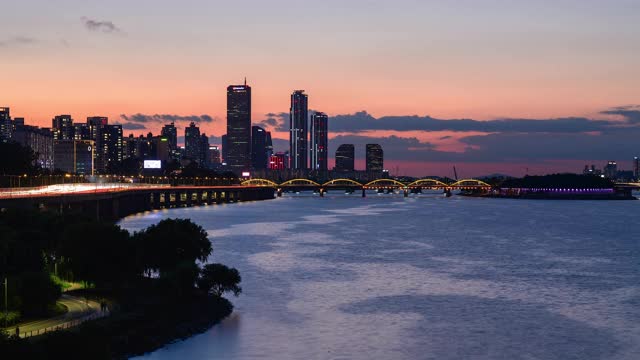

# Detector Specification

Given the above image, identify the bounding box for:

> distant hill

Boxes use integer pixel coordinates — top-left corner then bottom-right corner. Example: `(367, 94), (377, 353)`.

(500, 173), (614, 189)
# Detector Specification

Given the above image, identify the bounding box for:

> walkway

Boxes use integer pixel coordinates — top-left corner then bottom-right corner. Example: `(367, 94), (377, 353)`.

(3, 294), (106, 338)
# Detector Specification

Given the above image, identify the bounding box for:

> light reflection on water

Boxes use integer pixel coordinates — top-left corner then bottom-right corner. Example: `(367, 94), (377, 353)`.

(120, 194), (640, 360)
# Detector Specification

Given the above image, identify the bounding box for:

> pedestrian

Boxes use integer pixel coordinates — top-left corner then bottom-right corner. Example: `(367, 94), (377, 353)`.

(15, 326), (19, 337)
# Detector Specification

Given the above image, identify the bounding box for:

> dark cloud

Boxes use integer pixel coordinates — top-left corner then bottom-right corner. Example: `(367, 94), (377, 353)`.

(0, 36), (37, 47)
(82, 17), (122, 33)
(327, 111), (627, 134)
(600, 106), (640, 124)
(258, 112), (288, 131)
(113, 122), (146, 130)
(119, 114), (216, 124)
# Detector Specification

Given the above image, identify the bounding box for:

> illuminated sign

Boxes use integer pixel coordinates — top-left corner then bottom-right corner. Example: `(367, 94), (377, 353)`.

(241, 172), (251, 177)
(144, 160), (162, 169)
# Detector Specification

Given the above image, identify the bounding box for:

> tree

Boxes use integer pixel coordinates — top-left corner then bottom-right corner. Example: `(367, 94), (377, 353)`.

(137, 219), (212, 275)
(197, 263), (242, 298)
(0, 141), (39, 177)
(58, 220), (136, 287)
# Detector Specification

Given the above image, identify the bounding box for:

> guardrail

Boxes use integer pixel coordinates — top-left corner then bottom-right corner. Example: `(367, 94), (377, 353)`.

(3, 310), (110, 339)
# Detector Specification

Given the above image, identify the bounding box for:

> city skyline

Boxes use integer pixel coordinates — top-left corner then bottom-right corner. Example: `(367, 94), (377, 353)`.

(2, 0), (639, 176)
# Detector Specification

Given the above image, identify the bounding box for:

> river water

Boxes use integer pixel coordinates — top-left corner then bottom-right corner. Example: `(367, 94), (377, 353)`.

(120, 193), (640, 360)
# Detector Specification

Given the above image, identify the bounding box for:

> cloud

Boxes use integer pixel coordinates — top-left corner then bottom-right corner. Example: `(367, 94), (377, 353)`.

(82, 17), (122, 33)
(600, 105), (640, 124)
(257, 112), (288, 131)
(0, 36), (37, 47)
(119, 114), (216, 124)
(326, 111), (628, 134)
(113, 122), (146, 130)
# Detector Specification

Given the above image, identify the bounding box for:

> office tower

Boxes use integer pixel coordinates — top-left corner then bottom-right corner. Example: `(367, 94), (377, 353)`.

(199, 133), (210, 166)
(335, 144), (355, 171)
(221, 134), (228, 163)
(310, 112), (328, 171)
(366, 144), (384, 172)
(0, 107), (11, 142)
(226, 81), (252, 172)
(289, 90), (308, 169)
(52, 115), (74, 140)
(73, 123), (90, 140)
(13, 124), (54, 170)
(634, 157), (639, 180)
(269, 152), (289, 170)
(54, 140), (94, 175)
(12, 117), (24, 127)
(603, 161), (617, 179)
(161, 122), (178, 151)
(209, 145), (221, 166)
(99, 125), (123, 173)
(184, 122), (201, 161)
(149, 136), (170, 161)
(251, 125), (268, 170)
(265, 131), (273, 162)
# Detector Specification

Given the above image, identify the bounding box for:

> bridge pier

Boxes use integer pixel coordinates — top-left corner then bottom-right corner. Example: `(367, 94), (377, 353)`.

(404, 189), (409, 197)
(277, 188), (283, 197)
(320, 188), (325, 197)
(362, 188), (366, 197)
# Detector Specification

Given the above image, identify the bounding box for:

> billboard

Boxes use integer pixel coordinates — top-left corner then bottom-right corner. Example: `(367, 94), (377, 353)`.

(144, 160), (162, 169)
(241, 172), (251, 178)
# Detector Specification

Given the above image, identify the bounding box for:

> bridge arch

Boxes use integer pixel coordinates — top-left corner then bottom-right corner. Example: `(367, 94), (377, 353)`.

(322, 178), (363, 187)
(407, 178), (449, 188)
(241, 179), (279, 187)
(364, 179), (407, 188)
(450, 179), (492, 188)
(280, 178), (322, 187)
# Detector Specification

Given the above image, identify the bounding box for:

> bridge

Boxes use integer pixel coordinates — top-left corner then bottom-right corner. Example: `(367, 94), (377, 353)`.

(0, 184), (274, 222)
(241, 178), (492, 197)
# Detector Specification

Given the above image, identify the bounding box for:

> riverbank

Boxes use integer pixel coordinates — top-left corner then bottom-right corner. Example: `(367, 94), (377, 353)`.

(463, 192), (637, 200)
(1, 287), (234, 359)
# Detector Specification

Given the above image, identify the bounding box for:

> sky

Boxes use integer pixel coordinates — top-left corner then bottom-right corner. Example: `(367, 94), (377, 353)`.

(1, 0), (639, 177)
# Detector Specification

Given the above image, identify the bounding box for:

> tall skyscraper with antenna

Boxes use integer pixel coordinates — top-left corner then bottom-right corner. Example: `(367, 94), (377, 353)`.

(289, 90), (308, 170)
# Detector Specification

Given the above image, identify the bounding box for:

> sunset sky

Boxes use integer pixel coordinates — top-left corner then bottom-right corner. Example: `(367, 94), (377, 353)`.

(2, 0), (639, 177)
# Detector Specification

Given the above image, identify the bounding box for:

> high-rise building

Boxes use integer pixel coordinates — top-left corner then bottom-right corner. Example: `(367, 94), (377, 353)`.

(604, 161), (617, 179)
(265, 131), (273, 162)
(289, 90), (308, 169)
(221, 134), (228, 163)
(335, 144), (355, 171)
(52, 115), (74, 140)
(366, 144), (384, 173)
(54, 140), (94, 175)
(209, 145), (221, 166)
(98, 125), (123, 173)
(199, 134), (210, 166)
(269, 152), (289, 170)
(73, 123), (90, 140)
(251, 125), (268, 170)
(161, 122), (178, 151)
(0, 107), (12, 142)
(13, 124), (54, 170)
(310, 112), (328, 171)
(184, 122), (201, 161)
(226, 82), (252, 172)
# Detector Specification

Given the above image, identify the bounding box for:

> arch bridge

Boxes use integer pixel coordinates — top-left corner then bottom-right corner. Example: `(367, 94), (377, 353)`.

(241, 178), (492, 191)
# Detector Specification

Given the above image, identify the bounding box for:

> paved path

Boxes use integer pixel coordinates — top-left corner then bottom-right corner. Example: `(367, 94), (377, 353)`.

(3, 294), (104, 338)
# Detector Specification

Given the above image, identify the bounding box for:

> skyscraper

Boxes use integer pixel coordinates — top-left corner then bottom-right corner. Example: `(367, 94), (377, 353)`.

(100, 125), (123, 173)
(289, 90), (308, 170)
(226, 82), (252, 172)
(185, 122), (201, 161)
(221, 134), (228, 164)
(161, 122), (178, 153)
(366, 144), (384, 172)
(52, 115), (74, 140)
(265, 131), (273, 163)
(604, 161), (617, 179)
(0, 107), (12, 142)
(310, 112), (328, 171)
(251, 125), (268, 170)
(335, 144), (355, 171)
(199, 133), (210, 166)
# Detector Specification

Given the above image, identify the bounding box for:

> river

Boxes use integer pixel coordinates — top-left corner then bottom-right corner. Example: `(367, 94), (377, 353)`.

(120, 193), (640, 360)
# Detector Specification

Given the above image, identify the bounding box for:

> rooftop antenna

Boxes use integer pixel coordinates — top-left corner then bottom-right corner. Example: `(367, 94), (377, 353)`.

(244, 77), (247, 86)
